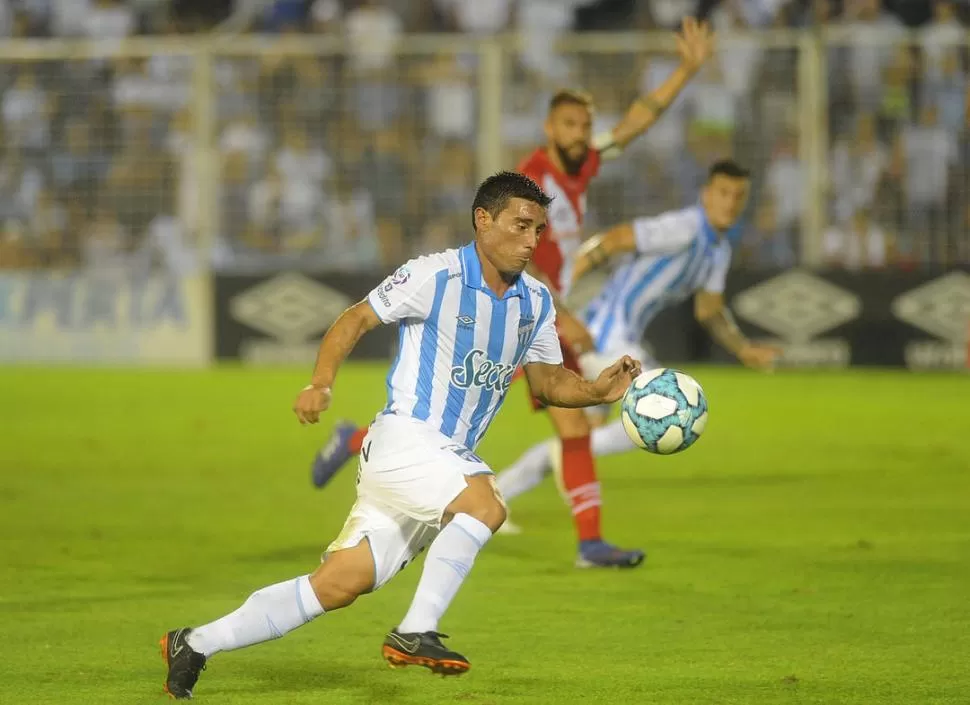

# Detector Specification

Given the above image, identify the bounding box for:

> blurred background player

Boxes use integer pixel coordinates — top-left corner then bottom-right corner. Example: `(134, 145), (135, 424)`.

(495, 160), (782, 517)
(310, 17), (716, 569)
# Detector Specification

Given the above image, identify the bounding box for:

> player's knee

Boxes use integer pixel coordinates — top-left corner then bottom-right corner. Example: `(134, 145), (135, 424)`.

(457, 492), (507, 533)
(310, 546), (375, 610)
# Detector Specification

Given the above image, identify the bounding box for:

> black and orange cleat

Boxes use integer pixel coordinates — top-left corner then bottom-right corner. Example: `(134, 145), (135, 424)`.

(159, 628), (207, 699)
(381, 629), (470, 676)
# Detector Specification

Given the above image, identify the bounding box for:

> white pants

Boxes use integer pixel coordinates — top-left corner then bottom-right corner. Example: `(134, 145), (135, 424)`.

(325, 414), (493, 590)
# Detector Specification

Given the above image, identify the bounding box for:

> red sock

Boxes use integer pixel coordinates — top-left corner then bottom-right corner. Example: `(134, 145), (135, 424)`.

(348, 427), (368, 454)
(560, 436), (602, 542)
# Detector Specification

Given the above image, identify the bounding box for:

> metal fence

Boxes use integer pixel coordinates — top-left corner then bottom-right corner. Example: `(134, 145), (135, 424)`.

(0, 30), (967, 274)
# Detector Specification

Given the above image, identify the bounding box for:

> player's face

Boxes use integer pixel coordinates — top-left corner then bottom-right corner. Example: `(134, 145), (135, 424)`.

(477, 198), (548, 275)
(701, 175), (750, 231)
(545, 103), (592, 175)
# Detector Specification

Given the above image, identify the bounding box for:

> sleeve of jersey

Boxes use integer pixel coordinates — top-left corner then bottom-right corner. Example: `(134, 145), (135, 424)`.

(702, 245), (733, 294)
(366, 258), (441, 324)
(523, 291), (563, 366)
(632, 211), (696, 256)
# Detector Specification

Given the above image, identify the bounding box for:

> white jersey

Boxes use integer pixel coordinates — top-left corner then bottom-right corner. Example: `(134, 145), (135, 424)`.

(584, 206), (735, 350)
(367, 243), (561, 451)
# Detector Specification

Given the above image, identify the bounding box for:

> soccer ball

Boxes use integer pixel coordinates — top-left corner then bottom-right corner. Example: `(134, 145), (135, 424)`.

(620, 368), (708, 455)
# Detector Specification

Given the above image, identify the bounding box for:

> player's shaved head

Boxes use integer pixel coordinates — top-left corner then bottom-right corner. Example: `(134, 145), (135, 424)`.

(473, 171), (552, 277)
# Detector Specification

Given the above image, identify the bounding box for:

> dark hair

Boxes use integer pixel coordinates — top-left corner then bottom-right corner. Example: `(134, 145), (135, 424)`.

(548, 88), (594, 114)
(707, 159), (750, 181)
(471, 171), (553, 229)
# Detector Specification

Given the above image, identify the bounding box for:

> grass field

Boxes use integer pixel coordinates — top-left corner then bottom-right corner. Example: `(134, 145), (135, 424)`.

(1, 365), (969, 704)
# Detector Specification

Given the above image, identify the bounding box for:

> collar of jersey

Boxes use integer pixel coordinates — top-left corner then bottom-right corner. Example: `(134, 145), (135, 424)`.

(460, 242), (526, 300)
(696, 203), (743, 246)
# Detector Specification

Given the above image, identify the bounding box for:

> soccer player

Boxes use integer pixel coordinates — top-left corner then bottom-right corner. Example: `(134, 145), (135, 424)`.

(311, 17), (715, 569)
(495, 160), (782, 512)
(159, 172), (641, 699)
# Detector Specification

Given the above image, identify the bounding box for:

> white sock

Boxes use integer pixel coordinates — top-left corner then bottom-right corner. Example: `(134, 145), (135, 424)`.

(397, 513), (492, 633)
(495, 440), (556, 502)
(591, 419), (637, 457)
(185, 575), (324, 658)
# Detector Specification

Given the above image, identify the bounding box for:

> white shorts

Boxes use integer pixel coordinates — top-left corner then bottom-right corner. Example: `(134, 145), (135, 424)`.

(325, 414), (493, 590)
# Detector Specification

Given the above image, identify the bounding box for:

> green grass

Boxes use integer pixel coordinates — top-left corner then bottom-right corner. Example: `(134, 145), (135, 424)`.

(1, 365), (969, 704)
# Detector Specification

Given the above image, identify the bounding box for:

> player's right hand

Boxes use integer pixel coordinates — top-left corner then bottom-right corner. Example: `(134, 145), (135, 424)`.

(592, 355), (642, 404)
(675, 17), (715, 72)
(293, 384), (332, 425)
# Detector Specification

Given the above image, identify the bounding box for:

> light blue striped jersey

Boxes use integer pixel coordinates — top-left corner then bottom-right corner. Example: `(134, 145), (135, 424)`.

(367, 243), (561, 451)
(584, 206), (735, 351)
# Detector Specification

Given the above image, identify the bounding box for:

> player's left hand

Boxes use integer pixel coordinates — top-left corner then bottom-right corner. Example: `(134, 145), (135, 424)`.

(675, 17), (715, 72)
(592, 355), (642, 404)
(293, 384), (332, 425)
(738, 343), (783, 371)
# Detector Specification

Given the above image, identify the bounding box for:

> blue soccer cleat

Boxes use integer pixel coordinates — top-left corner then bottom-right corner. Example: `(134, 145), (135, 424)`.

(575, 540), (646, 569)
(311, 421), (357, 489)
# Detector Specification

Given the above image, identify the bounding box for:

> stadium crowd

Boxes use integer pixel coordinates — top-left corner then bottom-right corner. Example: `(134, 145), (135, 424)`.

(0, 0), (968, 273)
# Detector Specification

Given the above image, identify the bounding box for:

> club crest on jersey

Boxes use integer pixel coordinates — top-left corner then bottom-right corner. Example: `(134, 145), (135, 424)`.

(450, 349), (516, 393)
(517, 317), (534, 344)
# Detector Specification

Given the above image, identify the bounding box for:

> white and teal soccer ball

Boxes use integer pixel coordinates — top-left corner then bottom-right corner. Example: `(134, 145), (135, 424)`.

(620, 368), (708, 455)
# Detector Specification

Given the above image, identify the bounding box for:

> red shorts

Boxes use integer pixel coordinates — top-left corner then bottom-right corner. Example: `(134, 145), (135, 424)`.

(514, 332), (580, 411)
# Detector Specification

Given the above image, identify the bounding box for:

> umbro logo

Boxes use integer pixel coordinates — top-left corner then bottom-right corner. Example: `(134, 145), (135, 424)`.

(456, 315), (475, 326)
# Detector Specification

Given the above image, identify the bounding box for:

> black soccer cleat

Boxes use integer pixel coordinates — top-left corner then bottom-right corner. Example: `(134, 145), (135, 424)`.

(160, 628), (207, 699)
(381, 629), (470, 676)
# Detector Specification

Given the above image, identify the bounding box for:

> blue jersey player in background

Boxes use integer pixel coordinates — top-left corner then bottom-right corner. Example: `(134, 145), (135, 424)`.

(158, 171), (642, 699)
(496, 160), (781, 530)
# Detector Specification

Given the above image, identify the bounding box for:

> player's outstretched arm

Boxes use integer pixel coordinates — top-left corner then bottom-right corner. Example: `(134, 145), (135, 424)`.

(293, 301), (382, 424)
(602, 17), (714, 153)
(571, 222), (637, 282)
(524, 356), (641, 409)
(694, 291), (781, 370)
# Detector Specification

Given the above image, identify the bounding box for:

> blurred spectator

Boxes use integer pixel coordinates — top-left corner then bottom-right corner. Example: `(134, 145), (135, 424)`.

(844, 0), (905, 113)
(823, 208), (891, 270)
(517, 0), (580, 83)
(83, 0), (136, 39)
(921, 1), (964, 80)
(2, 68), (51, 153)
(346, 0), (403, 73)
(220, 114), (269, 166)
(0, 147), (43, 223)
(81, 204), (129, 271)
(829, 113), (888, 223)
(247, 163), (321, 252)
(435, 0), (514, 34)
(877, 45), (915, 132)
(923, 46), (966, 133)
(754, 132), (802, 266)
(891, 103), (958, 259)
(416, 53), (476, 140)
(50, 0), (91, 36)
(51, 119), (111, 201)
(323, 174), (381, 270)
(309, 0), (342, 33)
(274, 127), (331, 191)
(29, 187), (69, 262)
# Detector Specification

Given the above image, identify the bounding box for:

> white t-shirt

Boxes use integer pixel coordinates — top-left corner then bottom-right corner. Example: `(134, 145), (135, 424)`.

(823, 222), (888, 270)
